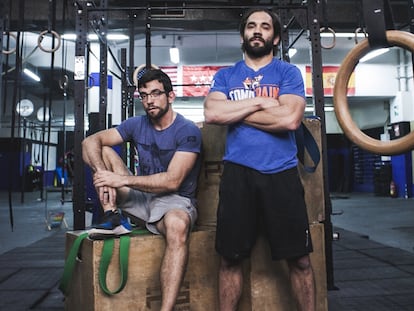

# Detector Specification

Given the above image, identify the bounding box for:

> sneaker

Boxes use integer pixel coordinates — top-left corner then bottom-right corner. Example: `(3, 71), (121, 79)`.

(88, 209), (132, 240)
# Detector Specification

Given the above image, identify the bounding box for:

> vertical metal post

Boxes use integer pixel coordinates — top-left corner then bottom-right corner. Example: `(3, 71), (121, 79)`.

(72, 0), (88, 230)
(0, 1), (4, 109)
(145, 5), (152, 69)
(120, 48), (130, 168)
(98, 0), (108, 130)
(308, 0), (335, 290)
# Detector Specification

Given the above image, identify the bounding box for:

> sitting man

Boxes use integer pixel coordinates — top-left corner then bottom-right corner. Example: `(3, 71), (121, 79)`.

(82, 69), (202, 311)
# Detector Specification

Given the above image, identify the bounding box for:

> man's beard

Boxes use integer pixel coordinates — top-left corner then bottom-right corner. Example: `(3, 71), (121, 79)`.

(146, 103), (169, 120)
(242, 36), (274, 59)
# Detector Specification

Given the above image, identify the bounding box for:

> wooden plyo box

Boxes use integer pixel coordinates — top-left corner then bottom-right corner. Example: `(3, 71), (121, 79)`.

(64, 229), (222, 311)
(63, 224), (327, 310)
(196, 119), (325, 227)
(248, 223), (328, 311)
(297, 117), (325, 223)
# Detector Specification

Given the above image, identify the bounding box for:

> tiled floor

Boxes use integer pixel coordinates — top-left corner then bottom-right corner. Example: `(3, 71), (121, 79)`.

(0, 190), (413, 310)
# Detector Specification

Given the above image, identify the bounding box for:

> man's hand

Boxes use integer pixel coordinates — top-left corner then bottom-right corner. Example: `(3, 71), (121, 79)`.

(93, 170), (126, 188)
(94, 171), (126, 206)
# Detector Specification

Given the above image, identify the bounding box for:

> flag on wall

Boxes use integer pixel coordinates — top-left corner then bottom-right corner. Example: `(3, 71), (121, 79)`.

(160, 66), (179, 93)
(305, 65), (355, 96)
(182, 65), (225, 97)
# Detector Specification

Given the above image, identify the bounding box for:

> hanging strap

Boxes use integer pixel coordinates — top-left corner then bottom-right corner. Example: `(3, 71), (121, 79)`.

(59, 232), (88, 295)
(59, 229), (150, 296)
(363, 0), (395, 48)
(295, 120), (321, 173)
(99, 235), (131, 295)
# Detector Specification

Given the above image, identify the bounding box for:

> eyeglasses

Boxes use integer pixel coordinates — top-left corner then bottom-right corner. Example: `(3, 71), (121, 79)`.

(138, 89), (166, 101)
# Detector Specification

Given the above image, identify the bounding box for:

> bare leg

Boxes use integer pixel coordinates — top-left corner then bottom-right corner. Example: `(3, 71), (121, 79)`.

(156, 210), (191, 311)
(218, 257), (243, 311)
(92, 146), (131, 210)
(287, 255), (316, 311)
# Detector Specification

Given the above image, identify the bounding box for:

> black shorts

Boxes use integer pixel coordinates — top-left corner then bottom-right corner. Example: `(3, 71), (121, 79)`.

(215, 162), (313, 261)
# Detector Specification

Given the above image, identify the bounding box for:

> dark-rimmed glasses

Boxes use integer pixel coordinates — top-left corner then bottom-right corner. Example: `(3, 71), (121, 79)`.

(138, 89), (166, 101)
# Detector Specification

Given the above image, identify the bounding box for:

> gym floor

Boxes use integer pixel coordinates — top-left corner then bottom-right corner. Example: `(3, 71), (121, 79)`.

(0, 190), (413, 310)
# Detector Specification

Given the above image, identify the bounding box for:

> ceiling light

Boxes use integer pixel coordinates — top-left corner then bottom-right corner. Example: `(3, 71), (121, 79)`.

(169, 35), (180, 64)
(23, 68), (41, 82)
(107, 34), (129, 41)
(360, 48), (390, 63)
(170, 47), (180, 64)
(288, 48), (297, 58)
(320, 32), (367, 38)
(62, 33), (77, 40)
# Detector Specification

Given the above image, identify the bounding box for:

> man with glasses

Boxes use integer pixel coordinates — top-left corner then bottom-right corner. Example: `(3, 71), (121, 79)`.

(82, 69), (202, 310)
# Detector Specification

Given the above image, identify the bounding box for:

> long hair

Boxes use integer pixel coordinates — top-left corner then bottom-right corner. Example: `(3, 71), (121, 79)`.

(238, 8), (282, 42)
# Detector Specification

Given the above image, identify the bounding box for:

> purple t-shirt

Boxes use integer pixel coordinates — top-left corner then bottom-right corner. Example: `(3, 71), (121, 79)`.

(116, 113), (201, 201)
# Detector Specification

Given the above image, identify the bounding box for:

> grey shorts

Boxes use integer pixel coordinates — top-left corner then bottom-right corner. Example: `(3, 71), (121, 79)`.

(118, 190), (198, 235)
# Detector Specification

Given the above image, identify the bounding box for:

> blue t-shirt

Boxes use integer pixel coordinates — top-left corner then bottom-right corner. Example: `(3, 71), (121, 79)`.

(209, 58), (305, 174)
(116, 113), (202, 201)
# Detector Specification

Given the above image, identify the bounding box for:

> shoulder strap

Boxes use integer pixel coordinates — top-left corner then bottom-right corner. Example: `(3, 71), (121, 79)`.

(99, 235), (131, 295)
(295, 120), (320, 173)
(59, 232), (89, 296)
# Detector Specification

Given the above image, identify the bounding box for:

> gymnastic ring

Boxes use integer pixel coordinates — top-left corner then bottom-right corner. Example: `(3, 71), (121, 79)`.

(320, 27), (336, 49)
(133, 64), (159, 87)
(37, 30), (61, 53)
(354, 27), (368, 45)
(333, 30), (414, 155)
(2, 31), (17, 55)
(59, 74), (69, 90)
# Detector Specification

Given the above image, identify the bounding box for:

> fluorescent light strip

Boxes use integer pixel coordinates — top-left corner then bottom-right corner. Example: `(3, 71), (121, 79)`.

(360, 48), (390, 62)
(62, 33), (129, 41)
(23, 68), (41, 82)
(305, 106), (334, 112)
(320, 32), (367, 38)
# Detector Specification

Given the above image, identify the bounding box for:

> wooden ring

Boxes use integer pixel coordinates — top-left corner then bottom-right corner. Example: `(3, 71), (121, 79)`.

(320, 27), (336, 49)
(2, 32), (17, 55)
(133, 64), (159, 87)
(38, 30), (61, 53)
(333, 30), (414, 155)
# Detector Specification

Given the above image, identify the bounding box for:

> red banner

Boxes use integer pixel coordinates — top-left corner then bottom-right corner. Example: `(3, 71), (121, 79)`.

(305, 65), (355, 96)
(182, 65), (225, 97)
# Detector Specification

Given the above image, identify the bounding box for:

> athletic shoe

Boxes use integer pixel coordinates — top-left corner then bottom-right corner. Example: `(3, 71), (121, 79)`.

(88, 209), (132, 240)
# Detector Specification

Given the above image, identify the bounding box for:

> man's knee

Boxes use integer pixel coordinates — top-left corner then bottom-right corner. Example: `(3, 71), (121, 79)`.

(287, 254), (312, 272)
(163, 210), (191, 240)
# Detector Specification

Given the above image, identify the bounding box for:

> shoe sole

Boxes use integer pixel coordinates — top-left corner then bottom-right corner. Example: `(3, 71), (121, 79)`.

(88, 225), (131, 240)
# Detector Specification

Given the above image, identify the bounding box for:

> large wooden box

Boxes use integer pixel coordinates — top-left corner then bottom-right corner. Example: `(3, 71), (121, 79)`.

(196, 123), (226, 228)
(196, 119), (325, 227)
(249, 223), (328, 311)
(64, 224), (327, 310)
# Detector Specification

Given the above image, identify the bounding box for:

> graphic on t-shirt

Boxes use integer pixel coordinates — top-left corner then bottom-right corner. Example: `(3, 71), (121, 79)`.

(229, 74), (280, 101)
(243, 74), (263, 90)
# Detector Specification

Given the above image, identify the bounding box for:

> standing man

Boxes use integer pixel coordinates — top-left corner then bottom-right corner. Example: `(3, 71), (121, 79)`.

(82, 69), (202, 311)
(204, 8), (315, 311)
